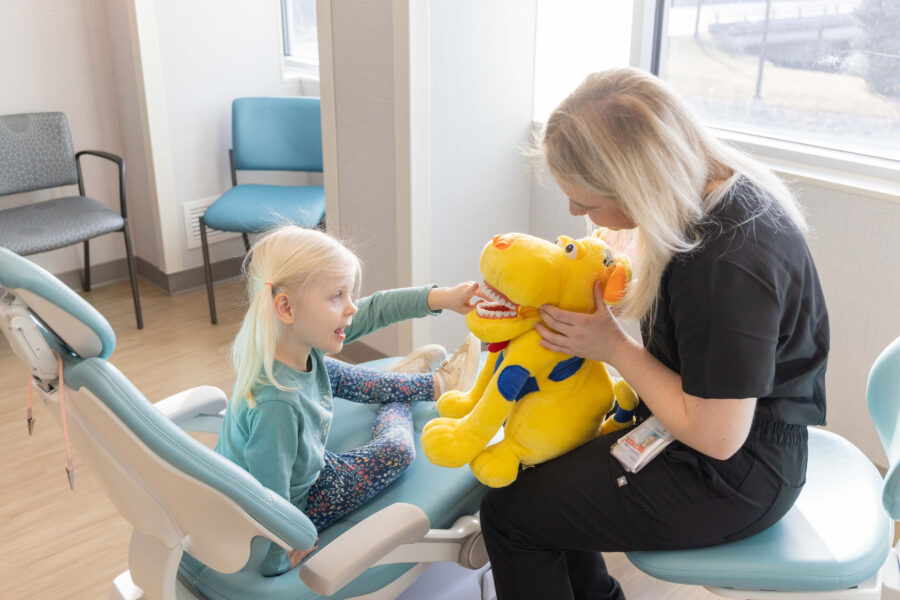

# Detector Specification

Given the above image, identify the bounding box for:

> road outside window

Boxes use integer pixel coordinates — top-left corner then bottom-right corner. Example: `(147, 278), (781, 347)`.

(660, 0), (899, 162)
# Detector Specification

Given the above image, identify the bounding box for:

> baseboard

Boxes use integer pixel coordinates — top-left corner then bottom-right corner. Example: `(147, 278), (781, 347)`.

(136, 256), (244, 296)
(54, 256), (245, 296)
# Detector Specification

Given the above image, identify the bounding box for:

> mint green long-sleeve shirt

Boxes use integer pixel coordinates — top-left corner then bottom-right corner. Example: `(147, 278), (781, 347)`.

(215, 285), (439, 575)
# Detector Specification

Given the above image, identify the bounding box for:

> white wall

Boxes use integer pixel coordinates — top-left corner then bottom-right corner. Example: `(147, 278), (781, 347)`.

(0, 0), (148, 276)
(144, 0), (306, 275)
(532, 171), (899, 468)
(426, 0), (537, 351)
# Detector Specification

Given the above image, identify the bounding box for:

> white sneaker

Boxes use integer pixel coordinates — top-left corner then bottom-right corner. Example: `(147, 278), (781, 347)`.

(387, 344), (448, 373)
(434, 333), (481, 395)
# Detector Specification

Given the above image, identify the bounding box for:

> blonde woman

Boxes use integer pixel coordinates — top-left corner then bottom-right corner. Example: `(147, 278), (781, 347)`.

(215, 226), (480, 576)
(479, 68), (829, 599)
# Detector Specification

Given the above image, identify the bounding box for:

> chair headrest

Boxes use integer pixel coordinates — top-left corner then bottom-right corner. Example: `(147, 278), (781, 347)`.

(0, 247), (115, 369)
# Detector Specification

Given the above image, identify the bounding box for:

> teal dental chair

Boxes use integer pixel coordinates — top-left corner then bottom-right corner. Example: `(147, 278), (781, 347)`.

(0, 247), (487, 600)
(626, 336), (900, 599)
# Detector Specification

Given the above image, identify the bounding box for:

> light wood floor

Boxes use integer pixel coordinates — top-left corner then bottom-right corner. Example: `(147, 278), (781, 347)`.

(0, 278), (717, 600)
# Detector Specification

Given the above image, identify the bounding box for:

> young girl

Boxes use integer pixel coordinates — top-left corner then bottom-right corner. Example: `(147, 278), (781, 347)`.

(479, 67), (829, 599)
(215, 225), (480, 577)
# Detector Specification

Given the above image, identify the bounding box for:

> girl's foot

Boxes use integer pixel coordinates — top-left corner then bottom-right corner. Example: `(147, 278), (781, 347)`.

(434, 334), (480, 397)
(388, 344), (448, 373)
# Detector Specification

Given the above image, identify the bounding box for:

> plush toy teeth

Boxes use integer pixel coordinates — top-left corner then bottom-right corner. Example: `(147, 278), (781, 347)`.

(475, 281), (519, 319)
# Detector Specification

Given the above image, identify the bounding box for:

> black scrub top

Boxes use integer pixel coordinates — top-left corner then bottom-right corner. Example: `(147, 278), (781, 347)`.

(640, 177), (829, 483)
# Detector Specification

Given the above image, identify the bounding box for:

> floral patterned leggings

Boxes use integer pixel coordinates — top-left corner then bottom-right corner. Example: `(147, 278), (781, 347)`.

(303, 358), (435, 530)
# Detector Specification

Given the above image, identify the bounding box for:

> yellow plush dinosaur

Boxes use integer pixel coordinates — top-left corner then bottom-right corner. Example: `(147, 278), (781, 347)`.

(422, 230), (639, 488)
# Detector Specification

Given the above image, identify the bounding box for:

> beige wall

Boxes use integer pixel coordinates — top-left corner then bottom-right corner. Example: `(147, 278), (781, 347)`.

(0, 0), (155, 277)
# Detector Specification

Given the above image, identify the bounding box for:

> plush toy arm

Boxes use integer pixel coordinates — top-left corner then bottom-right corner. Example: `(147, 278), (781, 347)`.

(600, 378), (639, 435)
(422, 365), (525, 468)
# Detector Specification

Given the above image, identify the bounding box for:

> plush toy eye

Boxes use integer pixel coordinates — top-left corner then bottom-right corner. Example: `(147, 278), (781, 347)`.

(564, 242), (578, 259)
(556, 236), (567, 249)
(603, 249), (615, 267)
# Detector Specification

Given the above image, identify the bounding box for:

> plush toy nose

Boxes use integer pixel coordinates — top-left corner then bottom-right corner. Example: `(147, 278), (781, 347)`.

(492, 234), (517, 249)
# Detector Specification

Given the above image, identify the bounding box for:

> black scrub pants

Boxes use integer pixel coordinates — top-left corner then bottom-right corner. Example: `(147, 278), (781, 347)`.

(480, 422), (805, 600)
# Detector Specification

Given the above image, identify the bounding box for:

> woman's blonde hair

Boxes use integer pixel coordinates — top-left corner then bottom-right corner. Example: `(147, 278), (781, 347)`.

(541, 67), (806, 321)
(231, 225), (362, 408)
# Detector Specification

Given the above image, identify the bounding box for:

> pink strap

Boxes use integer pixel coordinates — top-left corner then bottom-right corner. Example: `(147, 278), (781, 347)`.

(53, 351), (75, 489)
(28, 355), (75, 489)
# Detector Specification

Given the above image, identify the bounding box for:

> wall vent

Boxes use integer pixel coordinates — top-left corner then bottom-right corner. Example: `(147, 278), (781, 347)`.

(182, 196), (241, 250)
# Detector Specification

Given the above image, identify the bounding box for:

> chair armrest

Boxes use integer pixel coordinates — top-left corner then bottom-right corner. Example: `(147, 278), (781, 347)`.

(300, 503), (430, 596)
(75, 149), (127, 217)
(153, 386), (228, 432)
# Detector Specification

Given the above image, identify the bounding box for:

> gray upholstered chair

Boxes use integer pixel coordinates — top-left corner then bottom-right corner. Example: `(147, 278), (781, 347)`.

(0, 112), (142, 328)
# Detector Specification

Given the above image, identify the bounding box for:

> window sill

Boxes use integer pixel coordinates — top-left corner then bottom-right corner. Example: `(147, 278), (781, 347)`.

(714, 129), (900, 204)
(282, 56), (320, 83)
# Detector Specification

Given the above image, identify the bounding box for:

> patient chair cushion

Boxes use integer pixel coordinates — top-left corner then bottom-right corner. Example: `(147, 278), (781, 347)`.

(0, 195), (124, 255)
(202, 184), (325, 233)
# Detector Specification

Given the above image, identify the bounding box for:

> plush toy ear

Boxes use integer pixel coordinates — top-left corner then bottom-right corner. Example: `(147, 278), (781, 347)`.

(604, 261), (628, 304)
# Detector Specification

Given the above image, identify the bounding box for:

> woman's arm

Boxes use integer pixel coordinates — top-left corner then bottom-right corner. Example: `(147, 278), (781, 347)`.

(537, 281), (756, 460)
(608, 336), (756, 460)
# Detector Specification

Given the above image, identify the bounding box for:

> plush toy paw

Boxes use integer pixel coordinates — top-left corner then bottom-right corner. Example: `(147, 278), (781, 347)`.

(436, 390), (478, 418)
(422, 417), (488, 468)
(470, 441), (521, 488)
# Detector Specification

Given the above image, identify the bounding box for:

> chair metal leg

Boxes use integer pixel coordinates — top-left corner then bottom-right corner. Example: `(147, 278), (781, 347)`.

(199, 216), (217, 325)
(242, 233), (251, 253)
(121, 223), (143, 329)
(82, 240), (91, 291)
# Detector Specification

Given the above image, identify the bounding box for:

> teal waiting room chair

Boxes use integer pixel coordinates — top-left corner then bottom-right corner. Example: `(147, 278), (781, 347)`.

(626, 337), (900, 599)
(200, 97), (326, 325)
(0, 247), (487, 600)
(0, 112), (143, 329)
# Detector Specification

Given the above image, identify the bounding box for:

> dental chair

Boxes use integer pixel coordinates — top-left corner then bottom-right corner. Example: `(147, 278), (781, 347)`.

(626, 336), (900, 599)
(0, 246), (488, 600)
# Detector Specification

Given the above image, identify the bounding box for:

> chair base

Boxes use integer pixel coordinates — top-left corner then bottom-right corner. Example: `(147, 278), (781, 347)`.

(110, 565), (429, 600)
(703, 549), (900, 600)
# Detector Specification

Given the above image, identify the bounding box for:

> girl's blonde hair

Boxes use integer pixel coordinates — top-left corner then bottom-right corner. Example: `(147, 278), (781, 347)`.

(541, 67), (806, 321)
(231, 225), (362, 408)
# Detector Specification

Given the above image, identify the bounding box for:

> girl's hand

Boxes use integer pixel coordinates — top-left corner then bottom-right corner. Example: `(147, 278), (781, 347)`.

(288, 539), (319, 569)
(428, 281), (480, 315)
(536, 280), (630, 364)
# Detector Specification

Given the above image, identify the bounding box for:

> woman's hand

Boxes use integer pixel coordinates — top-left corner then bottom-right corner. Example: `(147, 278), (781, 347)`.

(428, 281), (480, 315)
(536, 280), (630, 364)
(288, 539), (319, 569)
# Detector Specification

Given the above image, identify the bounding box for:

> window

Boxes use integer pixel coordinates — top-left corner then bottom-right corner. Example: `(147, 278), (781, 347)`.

(657, 0), (900, 163)
(282, 0), (319, 79)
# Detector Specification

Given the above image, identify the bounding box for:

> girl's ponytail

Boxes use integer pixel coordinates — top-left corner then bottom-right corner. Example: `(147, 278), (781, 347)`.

(232, 281), (279, 407)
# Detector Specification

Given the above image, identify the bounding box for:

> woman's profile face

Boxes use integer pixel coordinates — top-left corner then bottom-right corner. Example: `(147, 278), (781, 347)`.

(555, 177), (636, 230)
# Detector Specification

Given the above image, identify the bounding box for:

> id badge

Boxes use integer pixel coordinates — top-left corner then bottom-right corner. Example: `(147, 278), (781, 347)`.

(610, 415), (674, 473)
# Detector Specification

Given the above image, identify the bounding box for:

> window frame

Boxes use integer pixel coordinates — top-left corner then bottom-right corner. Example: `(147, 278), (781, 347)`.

(640, 0), (899, 198)
(280, 0), (320, 82)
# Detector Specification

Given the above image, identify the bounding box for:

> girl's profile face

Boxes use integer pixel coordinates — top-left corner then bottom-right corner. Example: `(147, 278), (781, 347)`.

(288, 269), (358, 357)
(555, 177), (636, 231)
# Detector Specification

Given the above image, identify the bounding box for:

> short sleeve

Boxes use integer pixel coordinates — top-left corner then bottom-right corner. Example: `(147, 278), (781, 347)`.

(668, 257), (781, 399)
(243, 401), (300, 501)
